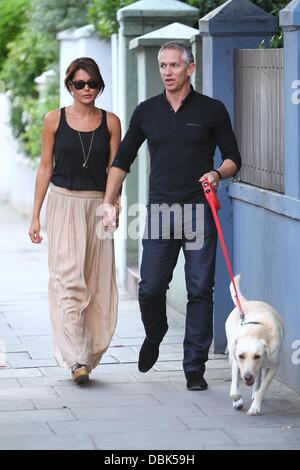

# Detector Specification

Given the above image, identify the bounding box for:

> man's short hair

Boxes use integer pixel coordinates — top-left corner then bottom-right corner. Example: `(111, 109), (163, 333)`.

(158, 41), (194, 66)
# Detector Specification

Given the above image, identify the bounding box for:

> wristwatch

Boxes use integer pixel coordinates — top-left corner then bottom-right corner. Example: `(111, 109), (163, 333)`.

(212, 169), (222, 180)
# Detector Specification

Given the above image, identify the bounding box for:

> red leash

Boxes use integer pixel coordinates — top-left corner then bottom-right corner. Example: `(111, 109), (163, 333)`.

(201, 179), (245, 320)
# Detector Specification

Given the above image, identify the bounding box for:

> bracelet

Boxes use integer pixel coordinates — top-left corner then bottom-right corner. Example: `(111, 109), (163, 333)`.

(212, 169), (222, 180)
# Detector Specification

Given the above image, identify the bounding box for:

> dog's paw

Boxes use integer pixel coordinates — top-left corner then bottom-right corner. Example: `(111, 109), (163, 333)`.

(247, 402), (261, 416)
(230, 392), (241, 401)
(232, 398), (243, 410)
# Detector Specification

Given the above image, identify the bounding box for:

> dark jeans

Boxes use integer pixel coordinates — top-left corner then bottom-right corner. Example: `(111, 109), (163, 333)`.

(138, 203), (217, 376)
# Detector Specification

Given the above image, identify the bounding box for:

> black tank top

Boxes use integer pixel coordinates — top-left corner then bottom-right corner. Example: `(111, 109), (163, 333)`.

(51, 107), (110, 191)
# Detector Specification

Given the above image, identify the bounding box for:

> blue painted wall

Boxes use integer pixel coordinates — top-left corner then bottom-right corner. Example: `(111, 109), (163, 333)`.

(230, 183), (300, 393)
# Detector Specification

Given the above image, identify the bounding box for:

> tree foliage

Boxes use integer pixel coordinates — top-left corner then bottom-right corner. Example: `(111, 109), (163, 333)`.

(1, 28), (58, 141)
(0, 0), (91, 158)
(87, 0), (135, 38)
(0, 0), (30, 69)
(21, 72), (59, 161)
(30, 0), (90, 36)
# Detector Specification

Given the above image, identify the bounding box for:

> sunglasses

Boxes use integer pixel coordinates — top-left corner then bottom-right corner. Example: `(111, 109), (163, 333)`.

(71, 80), (99, 90)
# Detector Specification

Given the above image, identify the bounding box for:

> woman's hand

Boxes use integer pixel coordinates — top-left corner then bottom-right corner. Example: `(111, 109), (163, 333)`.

(102, 203), (118, 232)
(29, 219), (43, 244)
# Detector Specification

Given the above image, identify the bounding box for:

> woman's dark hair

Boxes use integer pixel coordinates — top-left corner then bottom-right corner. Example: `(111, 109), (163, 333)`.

(64, 57), (105, 95)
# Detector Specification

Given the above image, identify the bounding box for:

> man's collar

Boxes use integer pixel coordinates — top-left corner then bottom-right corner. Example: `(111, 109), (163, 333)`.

(182, 85), (196, 104)
(162, 85), (195, 106)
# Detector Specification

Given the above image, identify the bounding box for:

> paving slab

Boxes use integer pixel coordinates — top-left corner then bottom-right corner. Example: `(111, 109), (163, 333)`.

(0, 399), (35, 411)
(92, 430), (227, 450)
(0, 422), (52, 438)
(0, 408), (75, 424)
(0, 387), (58, 399)
(0, 378), (21, 389)
(0, 435), (96, 450)
(49, 415), (187, 435)
(0, 367), (43, 378)
(225, 427), (300, 446)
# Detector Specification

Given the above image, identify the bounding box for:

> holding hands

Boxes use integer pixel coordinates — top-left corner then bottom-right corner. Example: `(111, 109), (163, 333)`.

(101, 202), (120, 232)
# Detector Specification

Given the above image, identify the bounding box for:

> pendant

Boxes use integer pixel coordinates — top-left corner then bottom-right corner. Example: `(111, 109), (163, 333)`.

(83, 162), (88, 169)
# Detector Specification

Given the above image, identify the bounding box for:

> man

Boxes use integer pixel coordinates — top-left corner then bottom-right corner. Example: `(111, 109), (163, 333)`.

(103, 42), (241, 391)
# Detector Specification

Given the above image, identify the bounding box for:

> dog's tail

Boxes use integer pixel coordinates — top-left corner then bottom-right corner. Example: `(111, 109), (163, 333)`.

(230, 273), (247, 307)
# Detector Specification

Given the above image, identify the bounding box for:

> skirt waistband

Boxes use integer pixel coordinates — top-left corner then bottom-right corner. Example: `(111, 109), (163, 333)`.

(50, 184), (105, 199)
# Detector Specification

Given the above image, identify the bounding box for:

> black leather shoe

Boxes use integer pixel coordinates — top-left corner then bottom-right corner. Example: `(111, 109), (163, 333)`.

(186, 371), (208, 391)
(138, 338), (160, 373)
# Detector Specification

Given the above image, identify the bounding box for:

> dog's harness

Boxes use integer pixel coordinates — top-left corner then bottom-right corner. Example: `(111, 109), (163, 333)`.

(202, 179), (246, 322)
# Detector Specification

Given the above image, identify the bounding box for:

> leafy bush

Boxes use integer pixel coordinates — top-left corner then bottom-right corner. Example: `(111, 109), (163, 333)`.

(0, 28), (57, 139)
(0, 0), (91, 159)
(21, 72), (59, 164)
(88, 0), (135, 38)
(30, 0), (90, 36)
(0, 0), (30, 69)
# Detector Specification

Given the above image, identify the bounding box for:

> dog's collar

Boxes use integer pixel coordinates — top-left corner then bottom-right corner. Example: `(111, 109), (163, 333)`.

(240, 321), (262, 326)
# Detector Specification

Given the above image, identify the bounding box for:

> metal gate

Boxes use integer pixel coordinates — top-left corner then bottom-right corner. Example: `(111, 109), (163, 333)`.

(234, 48), (284, 193)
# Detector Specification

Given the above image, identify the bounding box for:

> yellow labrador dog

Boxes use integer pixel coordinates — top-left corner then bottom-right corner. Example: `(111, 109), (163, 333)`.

(225, 274), (284, 416)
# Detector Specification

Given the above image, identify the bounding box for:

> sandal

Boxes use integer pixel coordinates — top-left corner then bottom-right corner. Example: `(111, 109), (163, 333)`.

(71, 363), (89, 384)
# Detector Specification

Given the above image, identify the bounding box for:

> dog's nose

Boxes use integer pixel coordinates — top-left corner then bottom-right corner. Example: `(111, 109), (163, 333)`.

(244, 373), (254, 385)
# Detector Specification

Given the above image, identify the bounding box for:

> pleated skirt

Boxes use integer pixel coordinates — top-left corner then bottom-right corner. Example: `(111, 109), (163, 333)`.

(46, 184), (118, 372)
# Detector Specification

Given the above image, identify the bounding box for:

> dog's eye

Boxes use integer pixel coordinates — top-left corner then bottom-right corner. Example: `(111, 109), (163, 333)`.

(238, 354), (245, 360)
(254, 354), (260, 360)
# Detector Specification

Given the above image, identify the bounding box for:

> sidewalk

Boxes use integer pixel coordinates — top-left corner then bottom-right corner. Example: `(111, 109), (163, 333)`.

(0, 201), (300, 450)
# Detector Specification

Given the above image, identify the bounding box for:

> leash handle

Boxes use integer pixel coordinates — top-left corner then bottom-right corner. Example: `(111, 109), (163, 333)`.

(202, 179), (220, 211)
(201, 179), (245, 320)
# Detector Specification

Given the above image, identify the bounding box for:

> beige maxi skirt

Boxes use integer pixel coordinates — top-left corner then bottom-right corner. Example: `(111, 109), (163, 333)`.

(46, 184), (118, 372)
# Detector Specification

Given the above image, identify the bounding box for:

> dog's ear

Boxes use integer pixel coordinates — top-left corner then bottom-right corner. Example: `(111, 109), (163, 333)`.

(260, 339), (270, 359)
(232, 338), (238, 361)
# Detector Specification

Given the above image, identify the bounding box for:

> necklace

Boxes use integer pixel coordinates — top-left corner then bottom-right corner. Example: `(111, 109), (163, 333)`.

(78, 130), (95, 169)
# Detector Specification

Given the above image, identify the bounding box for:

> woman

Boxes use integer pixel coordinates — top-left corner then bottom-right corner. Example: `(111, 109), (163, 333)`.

(29, 57), (121, 384)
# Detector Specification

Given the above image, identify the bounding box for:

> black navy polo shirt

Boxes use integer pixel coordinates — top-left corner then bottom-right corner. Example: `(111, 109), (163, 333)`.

(112, 87), (241, 204)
